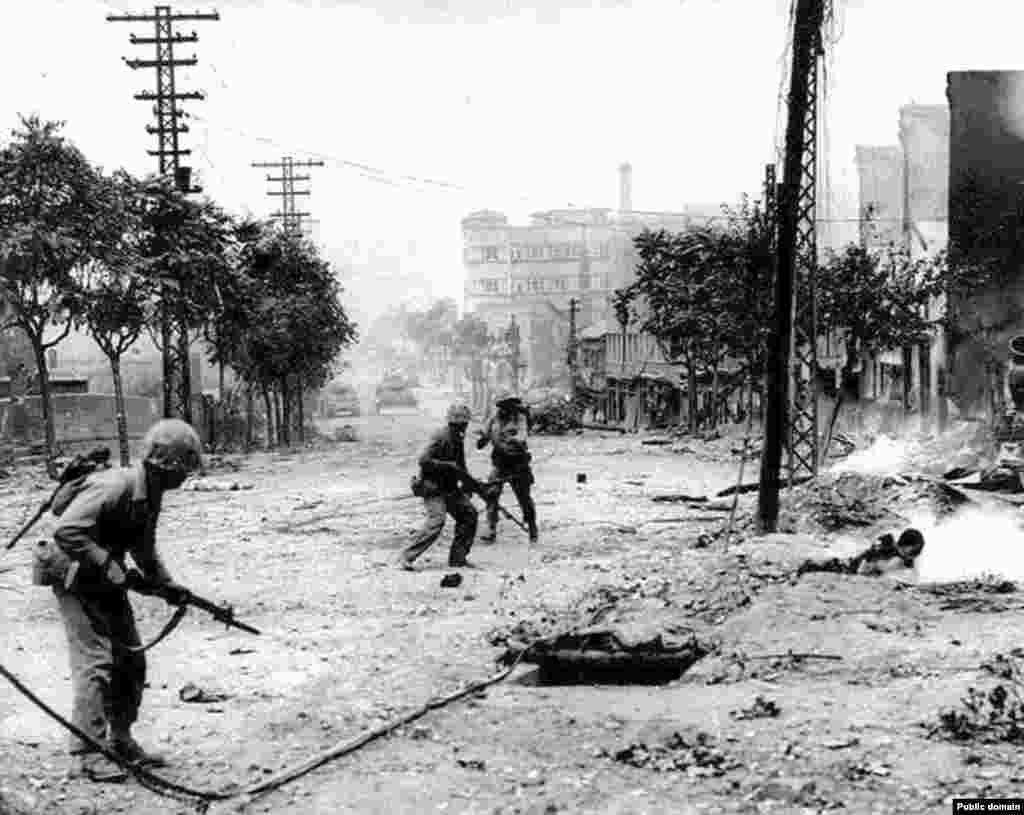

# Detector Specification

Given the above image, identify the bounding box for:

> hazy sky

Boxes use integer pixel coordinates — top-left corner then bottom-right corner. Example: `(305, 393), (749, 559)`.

(3, 0), (1024, 315)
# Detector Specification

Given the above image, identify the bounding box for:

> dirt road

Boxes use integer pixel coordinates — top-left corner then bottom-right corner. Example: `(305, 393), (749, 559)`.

(0, 411), (1021, 814)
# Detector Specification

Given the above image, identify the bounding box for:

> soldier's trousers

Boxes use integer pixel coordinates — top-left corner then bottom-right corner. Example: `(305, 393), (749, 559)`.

(482, 470), (537, 541)
(402, 492), (478, 566)
(53, 585), (145, 754)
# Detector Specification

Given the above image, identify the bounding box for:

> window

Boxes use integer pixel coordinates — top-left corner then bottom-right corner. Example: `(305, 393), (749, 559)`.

(551, 244), (568, 259)
(482, 279), (500, 293)
(570, 242), (583, 258)
(511, 245), (523, 262)
(528, 245), (543, 259)
(554, 279), (567, 291)
(484, 246), (499, 262)
(48, 350), (58, 369)
(578, 273), (591, 290)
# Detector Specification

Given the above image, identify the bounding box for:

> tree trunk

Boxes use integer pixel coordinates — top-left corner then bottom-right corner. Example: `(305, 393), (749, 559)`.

(901, 345), (913, 419)
(30, 337), (58, 479)
(687, 363), (699, 434)
(276, 385), (289, 447)
(296, 376), (305, 445)
(245, 384), (255, 450)
(109, 354), (131, 467)
(710, 349), (721, 430)
(262, 385), (275, 449)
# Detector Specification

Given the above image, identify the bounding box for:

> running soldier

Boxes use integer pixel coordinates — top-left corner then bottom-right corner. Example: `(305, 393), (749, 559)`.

(38, 419), (202, 782)
(400, 403), (481, 570)
(476, 389), (538, 544)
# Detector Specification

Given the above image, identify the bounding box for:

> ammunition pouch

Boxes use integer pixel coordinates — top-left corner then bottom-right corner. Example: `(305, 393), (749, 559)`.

(31, 540), (73, 588)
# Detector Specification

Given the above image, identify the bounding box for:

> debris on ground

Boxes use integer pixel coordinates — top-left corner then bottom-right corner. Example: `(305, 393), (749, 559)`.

(182, 478), (254, 492)
(502, 624), (713, 684)
(730, 695), (781, 720)
(441, 573), (463, 588)
(179, 682), (233, 704)
(929, 653), (1024, 744)
(529, 396), (581, 435)
(333, 425), (358, 443)
(601, 730), (740, 776)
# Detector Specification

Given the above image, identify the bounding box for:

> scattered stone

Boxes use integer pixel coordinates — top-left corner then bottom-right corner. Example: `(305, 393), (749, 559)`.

(602, 730), (739, 776)
(178, 682), (232, 704)
(731, 696), (781, 720)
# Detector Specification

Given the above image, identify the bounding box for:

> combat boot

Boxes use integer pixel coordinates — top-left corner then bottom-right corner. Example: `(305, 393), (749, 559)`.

(108, 735), (168, 768)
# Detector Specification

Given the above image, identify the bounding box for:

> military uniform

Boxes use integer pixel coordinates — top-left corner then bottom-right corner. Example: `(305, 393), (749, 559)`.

(51, 466), (173, 758)
(477, 403), (538, 543)
(401, 423), (478, 568)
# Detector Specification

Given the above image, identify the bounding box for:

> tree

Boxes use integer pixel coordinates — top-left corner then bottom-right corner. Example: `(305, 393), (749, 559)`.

(133, 177), (234, 422)
(73, 170), (155, 466)
(212, 224), (357, 447)
(0, 117), (108, 476)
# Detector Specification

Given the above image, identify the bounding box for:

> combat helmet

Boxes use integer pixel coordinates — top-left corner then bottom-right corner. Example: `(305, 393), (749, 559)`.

(140, 419), (204, 474)
(446, 402), (472, 424)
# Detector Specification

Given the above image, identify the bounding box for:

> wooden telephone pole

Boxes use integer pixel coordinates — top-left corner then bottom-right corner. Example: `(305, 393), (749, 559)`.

(757, 0), (826, 533)
(108, 5), (219, 422)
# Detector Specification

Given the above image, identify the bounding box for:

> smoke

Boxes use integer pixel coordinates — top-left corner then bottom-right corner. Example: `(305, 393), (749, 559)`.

(827, 432), (1024, 583)
(829, 435), (911, 477)
(910, 506), (1024, 584)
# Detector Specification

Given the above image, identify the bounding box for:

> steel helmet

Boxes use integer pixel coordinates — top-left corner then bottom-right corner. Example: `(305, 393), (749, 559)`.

(446, 402), (472, 424)
(141, 419), (204, 474)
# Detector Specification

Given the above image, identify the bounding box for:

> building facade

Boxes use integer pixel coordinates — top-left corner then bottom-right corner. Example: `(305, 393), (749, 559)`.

(461, 164), (705, 389)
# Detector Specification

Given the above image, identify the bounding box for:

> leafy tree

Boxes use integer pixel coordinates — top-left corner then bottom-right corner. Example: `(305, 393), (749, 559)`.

(213, 224), (356, 447)
(72, 170), (155, 465)
(134, 177), (235, 422)
(0, 117), (109, 475)
(816, 244), (937, 378)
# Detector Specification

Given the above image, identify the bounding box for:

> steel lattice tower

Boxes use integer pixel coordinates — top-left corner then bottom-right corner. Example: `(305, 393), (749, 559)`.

(787, 23), (824, 481)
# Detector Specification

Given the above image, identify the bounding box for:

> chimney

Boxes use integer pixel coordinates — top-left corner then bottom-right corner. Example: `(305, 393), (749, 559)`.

(618, 162), (632, 213)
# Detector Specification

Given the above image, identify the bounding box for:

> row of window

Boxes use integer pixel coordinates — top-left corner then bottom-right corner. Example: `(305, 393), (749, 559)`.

(469, 274), (597, 294)
(465, 242), (612, 264)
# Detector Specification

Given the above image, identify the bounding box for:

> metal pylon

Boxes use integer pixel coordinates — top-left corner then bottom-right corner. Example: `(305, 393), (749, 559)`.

(787, 37), (823, 481)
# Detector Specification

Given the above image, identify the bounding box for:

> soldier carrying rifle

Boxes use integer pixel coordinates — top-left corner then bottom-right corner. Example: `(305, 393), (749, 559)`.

(476, 389), (538, 544)
(400, 402), (483, 571)
(32, 419), (203, 782)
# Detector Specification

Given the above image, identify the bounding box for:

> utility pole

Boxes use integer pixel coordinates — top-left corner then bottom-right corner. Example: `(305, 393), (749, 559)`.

(108, 5), (219, 423)
(757, 0), (825, 533)
(568, 297), (579, 402)
(251, 156), (325, 236)
(506, 314), (523, 396)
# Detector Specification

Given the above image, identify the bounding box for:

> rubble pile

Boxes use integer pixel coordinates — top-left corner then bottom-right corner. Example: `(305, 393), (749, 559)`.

(602, 731), (740, 776)
(528, 395), (582, 435)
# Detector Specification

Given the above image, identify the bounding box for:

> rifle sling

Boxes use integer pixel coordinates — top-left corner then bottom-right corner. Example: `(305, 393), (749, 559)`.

(124, 604), (190, 654)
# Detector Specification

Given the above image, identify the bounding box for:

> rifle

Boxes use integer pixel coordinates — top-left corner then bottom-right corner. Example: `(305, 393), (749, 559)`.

(124, 571), (260, 652)
(459, 471), (531, 535)
(6, 448), (112, 551)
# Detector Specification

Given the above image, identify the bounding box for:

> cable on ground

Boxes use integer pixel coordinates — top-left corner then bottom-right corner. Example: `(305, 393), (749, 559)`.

(0, 646), (531, 812)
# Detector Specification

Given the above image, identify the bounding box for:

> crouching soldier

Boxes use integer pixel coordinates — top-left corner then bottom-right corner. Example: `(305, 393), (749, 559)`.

(476, 389), (538, 544)
(33, 419), (202, 782)
(400, 403), (480, 570)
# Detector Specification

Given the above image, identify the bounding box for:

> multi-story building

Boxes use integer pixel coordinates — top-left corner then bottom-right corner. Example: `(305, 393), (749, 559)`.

(461, 163), (709, 388)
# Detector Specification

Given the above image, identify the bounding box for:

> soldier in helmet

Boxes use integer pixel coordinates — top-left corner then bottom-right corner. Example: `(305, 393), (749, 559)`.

(400, 402), (480, 570)
(476, 389), (538, 544)
(48, 419), (202, 782)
